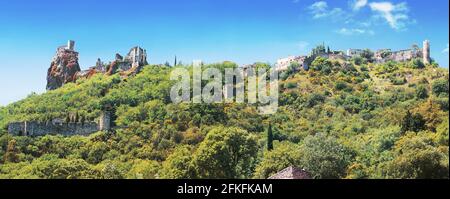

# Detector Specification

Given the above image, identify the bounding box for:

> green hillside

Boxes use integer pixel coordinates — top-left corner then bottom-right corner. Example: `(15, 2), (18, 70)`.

(0, 58), (448, 179)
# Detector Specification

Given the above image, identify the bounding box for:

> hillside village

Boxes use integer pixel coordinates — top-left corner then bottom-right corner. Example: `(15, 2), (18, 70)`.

(275, 40), (431, 72)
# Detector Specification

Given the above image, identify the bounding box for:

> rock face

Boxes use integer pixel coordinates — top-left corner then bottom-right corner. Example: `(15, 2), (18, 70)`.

(46, 40), (81, 90)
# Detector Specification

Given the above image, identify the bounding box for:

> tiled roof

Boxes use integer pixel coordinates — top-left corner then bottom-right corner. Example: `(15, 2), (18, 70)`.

(268, 166), (312, 179)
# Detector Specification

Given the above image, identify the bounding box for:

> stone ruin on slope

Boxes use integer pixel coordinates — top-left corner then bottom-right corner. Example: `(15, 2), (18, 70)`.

(46, 40), (149, 90)
(7, 111), (112, 137)
(105, 46), (148, 75)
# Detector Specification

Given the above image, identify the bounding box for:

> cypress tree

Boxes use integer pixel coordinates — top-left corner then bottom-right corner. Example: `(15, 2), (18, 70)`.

(267, 123), (274, 151)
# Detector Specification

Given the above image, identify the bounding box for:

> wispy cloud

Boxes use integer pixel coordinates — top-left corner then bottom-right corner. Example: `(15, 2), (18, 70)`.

(308, 1), (329, 18)
(306, 1), (415, 32)
(443, 44), (449, 54)
(308, 1), (346, 19)
(351, 0), (368, 11)
(369, 2), (411, 30)
(336, 28), (374, 36)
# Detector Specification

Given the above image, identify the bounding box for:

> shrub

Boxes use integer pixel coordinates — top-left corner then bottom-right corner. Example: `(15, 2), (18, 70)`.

(415, 85), (429, 99)
(285, 82), (297, 89)
(305, 93), (326, 108)
(432, 79), (449, 97)
(253, 142), (302, 179)
(299, 134), (354, 179)
(391, 77), (407, 85)
(334, 81), (348, 91)
(409, 59), (425, 69)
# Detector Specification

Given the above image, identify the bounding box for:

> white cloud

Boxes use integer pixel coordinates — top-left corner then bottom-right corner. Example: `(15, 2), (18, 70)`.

(308, 1), (329, 18)
(308, 1), (346, 19)
(306, 1), (415, 33)
(443, 44), (449, 54)
(336, 28), (374, 36)
(369, 2), (411, 30)
(352, 0), (368, 11)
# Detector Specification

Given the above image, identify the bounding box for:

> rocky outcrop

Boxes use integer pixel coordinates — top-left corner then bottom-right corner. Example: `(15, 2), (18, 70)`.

(46, 41), (81, 90)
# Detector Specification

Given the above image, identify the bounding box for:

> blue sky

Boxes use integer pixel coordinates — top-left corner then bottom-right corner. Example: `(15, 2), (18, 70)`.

(0, 0), (448, 105)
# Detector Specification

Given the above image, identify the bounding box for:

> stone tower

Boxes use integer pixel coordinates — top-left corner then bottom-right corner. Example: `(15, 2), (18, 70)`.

(67, 40), (75, 51)
(99, 111), (111, 131)
(423, 40), (431, 65)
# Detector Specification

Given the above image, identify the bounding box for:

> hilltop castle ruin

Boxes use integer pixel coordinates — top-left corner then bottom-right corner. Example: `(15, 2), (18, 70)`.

(276, 40), (432, 72)
(348, 40), (431, 64)
(46, 40), (149, 90)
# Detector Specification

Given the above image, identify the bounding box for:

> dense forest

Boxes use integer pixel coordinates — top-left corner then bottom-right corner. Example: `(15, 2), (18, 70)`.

(0, 57), (448, 179)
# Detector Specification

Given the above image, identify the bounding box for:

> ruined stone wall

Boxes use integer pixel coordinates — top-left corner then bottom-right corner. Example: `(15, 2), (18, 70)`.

(347, 49), (364, 57)
(276, 56), (308, 72)
(98, 111), (111, 131)
(126, 47), (148, 67)
(106, 61), (133, 75)
(118, 62), (133, 71)
(8, 112), (112, 137)
(8, 121), (100, 137)
(390, 49), (421, 62)
(8, 122), (26, 136)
